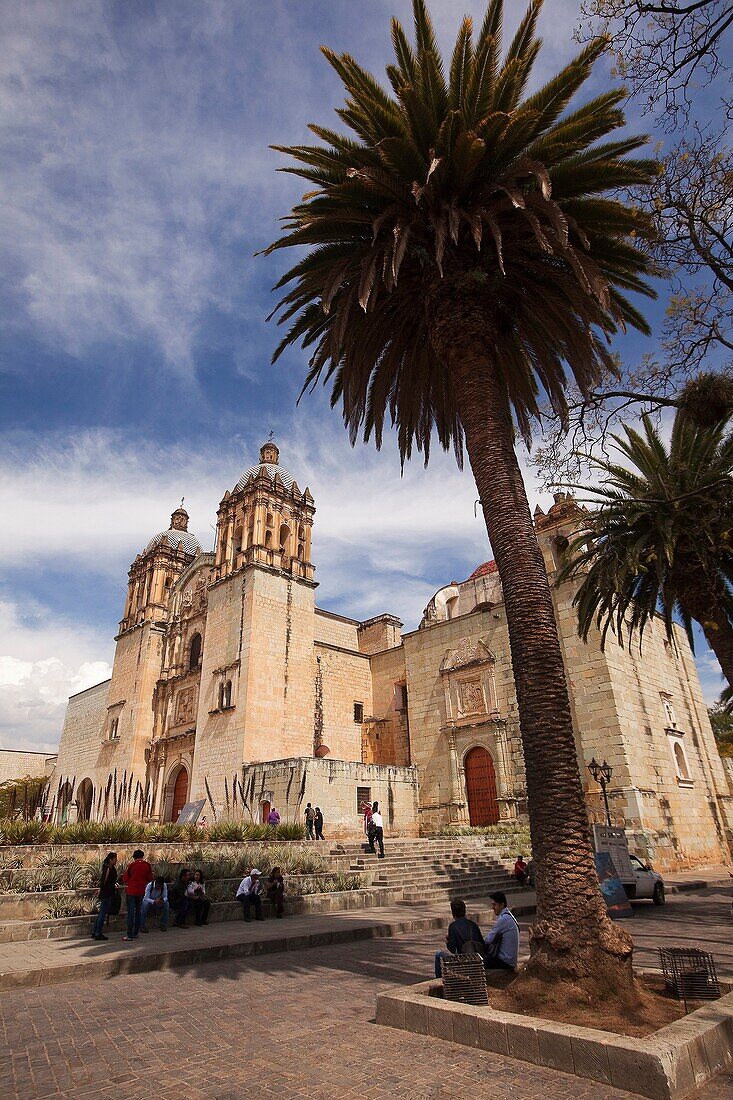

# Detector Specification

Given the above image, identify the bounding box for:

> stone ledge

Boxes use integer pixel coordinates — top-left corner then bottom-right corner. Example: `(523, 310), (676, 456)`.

(375, 980), (733, 1100)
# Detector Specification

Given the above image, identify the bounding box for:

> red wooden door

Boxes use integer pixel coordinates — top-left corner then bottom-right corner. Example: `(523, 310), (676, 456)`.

(171, 767), (189, 822)
(464, 747), (499, 826)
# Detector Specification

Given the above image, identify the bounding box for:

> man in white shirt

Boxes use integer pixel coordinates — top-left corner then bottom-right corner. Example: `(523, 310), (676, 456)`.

(483, 891), (520, 970)
(236, 868), (264, 921)
(140, 877), (169, 933)
(370, 802), (385, 858)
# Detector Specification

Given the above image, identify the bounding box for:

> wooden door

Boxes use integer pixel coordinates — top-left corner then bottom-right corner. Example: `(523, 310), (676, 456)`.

(261, 801), (271, 824)
(464, 747), (499, 826)
(171, 767), (189, 822)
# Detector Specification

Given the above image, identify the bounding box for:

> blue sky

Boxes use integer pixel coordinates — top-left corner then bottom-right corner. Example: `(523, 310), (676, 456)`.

(0, 0), (725, 751)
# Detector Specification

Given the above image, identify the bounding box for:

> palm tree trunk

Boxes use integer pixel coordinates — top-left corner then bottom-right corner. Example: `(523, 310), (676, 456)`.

(433, 327), (632, 986)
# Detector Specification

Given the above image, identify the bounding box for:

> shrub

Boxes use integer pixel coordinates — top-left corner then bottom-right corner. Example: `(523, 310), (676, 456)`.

(0, 819), (53, 845)
(45, 896), (96, 920)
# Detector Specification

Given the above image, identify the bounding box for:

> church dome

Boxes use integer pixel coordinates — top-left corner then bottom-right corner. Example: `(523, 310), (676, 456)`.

(468, 560), (499, 580)
(143, 505), (201, 557)
(234, 440), (295, 493)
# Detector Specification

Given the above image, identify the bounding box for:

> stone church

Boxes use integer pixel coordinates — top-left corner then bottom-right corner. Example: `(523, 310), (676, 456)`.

(53, 442), (732, 871)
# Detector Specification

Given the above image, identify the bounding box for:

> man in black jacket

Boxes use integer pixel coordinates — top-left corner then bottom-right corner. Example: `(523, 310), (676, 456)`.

(434, 898), (485, 977)
(169, 868), (192, 928)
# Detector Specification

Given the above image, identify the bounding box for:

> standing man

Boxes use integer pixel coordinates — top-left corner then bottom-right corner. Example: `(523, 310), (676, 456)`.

(371, 801), (385, 859)
(483, 891), (520, 971)
(314, 807), (324, 840)
(236, 868), (264, 921)
(304, 802), (315, 840)
(267, 806), (281, 828)
(122, 849), (153, 942)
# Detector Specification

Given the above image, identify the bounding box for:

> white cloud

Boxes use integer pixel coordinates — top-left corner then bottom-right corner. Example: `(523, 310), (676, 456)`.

(695, 648), (726, 707)
(0, 598), (112, 752)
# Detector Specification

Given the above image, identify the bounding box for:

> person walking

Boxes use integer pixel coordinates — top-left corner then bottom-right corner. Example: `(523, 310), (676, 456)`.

(314, 807), (324, 841)
(371, 801), (385, 858)
(140, 877), (169, 933)
(304, 802), (315, 840)
(91, 852), (118, 940)
(122, 849), (153, 941)
(267, 806), (281, 828)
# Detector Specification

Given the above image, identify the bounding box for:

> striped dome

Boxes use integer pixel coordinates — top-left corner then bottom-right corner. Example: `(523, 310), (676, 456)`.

(144, 528), (201, 556)
(234, 462), (294, 493)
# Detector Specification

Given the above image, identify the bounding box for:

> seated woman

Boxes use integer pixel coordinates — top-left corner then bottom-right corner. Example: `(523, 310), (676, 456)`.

(186, 869), (211, 927)
(266, 866), (285, 918)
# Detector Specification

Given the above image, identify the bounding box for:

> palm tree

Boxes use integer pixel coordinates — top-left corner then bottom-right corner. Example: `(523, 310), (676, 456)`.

(265, 0), (657, 990)
(562, 410), (733, 688)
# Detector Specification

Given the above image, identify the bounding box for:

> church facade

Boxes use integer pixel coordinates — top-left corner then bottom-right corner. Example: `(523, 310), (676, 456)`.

(53, 443), (732, 871)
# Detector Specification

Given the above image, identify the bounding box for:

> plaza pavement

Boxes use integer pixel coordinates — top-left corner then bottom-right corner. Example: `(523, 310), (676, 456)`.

(0, 867), (730, 992)
(0, 885), (731, 1100)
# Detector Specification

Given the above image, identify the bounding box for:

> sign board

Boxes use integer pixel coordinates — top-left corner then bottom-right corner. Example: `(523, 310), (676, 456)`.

(594, 851), (633, 919)
(593, 824), (634, 882)
(176, 799), (206, 825)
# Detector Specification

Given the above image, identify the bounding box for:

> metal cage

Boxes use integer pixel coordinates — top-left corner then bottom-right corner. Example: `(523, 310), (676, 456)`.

(441, 953), (489, 1006)
(659, 948), (720, 1011)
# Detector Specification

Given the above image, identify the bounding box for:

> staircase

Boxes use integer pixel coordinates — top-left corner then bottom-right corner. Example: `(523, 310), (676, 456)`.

(330, 837), (522, 905)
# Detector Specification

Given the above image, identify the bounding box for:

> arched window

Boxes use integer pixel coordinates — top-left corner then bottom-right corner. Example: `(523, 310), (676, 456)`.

(279, 523), (291, 556)
(298, 542), (305, 559)
(266, 511), (273, 528)
(189, 632), (202, 670)
(232, 527), (243, 560)
(265, 530), (273, 548)
(224, 680), (232, 708)
(164, 576), (172, 590)
(673, 742), (689, 779)
(551, 535), (569, 570)
(218, 682), (225, 710)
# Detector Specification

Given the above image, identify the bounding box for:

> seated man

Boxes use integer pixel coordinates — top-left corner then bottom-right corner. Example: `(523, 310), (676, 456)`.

(434, 898), (485, 978)
(140, 876), (169, 933)
(484, 891), (520, 971)
(169, 869), (192, 928)
(236, 868), (264, 921)
(513, 854), (528, 887)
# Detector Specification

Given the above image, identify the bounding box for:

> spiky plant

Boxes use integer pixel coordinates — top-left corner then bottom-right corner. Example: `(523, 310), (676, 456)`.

(562, 410), (733, 686)
(264, 0), (657, 990)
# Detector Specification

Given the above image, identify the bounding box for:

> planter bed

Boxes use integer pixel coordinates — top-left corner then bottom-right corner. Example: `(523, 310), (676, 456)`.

(376, 979), (733, 1100)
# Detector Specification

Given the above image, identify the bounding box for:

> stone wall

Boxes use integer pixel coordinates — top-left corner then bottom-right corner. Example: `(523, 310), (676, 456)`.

(314, 643), (370, 762)
(314, 608), (360, 649)
(367, 645), (410, 766)
(0, 750), (56, 786)
(52, 680), (110, 813)
(239, 756), (419, 837)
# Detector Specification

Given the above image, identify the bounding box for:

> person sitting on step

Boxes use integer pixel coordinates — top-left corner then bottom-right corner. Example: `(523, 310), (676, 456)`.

(186, 869), (211, 926)
(266, 866), (285, 918)
(434, 897), (486, 978)
(483, 891), (520, 971)
(169, 868), (193, 928)
(140, 876), (169, 933)
(236, 868), (264, 921)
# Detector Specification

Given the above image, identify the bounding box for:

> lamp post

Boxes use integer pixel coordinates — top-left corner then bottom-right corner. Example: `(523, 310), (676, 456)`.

(588, 757), (613, 827)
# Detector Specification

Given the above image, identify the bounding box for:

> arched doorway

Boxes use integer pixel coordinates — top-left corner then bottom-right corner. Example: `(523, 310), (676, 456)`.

(261, 800), (271, 824)
(464, 746), (499, 826)
(77, 779), (93, 822)
(168, 766), (189, 823)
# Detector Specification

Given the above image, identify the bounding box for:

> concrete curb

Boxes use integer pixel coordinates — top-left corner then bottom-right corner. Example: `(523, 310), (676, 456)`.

(375, 980), (733, 1100)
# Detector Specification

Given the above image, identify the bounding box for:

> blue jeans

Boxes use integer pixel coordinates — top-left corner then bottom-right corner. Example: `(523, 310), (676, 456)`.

(92, 896), (112, 937)
(126, 894), (143, 939)
(434, 950), (454, 978)
(141, 899), (169, 931)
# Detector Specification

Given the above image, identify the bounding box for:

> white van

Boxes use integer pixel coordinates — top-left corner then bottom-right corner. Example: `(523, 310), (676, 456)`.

(593, 825), (666, 905)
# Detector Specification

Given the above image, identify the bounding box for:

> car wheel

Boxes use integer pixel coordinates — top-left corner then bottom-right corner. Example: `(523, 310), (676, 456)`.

(653, 882), (665, 906)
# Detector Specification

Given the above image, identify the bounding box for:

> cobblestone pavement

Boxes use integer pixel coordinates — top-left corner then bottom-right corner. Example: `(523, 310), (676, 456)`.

(0, 888), (731, 1100)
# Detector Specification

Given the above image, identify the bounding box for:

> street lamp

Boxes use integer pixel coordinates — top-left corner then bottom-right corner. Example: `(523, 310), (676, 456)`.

(588, 757), (614, 827)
